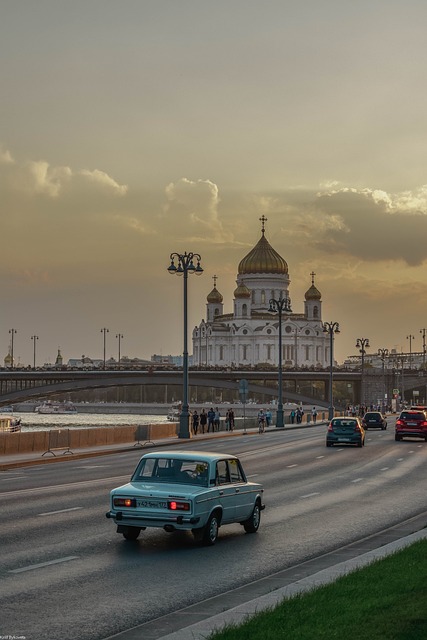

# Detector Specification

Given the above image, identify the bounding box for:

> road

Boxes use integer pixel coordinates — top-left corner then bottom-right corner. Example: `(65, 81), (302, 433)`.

(1, 419), (426, 640)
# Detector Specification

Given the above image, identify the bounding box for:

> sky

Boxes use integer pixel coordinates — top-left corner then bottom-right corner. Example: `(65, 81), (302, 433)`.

(1, 0), (427, 366)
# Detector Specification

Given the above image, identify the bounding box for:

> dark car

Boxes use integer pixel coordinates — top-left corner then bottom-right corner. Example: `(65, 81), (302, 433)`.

(362, 411), (387, 430)
(395, 410), (427, 442)
(326, 417), (365, 447)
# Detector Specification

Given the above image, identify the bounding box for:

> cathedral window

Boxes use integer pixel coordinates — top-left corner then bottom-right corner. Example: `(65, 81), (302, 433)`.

(313, 306), (319, 318)
(242, 303), (247, 317)
(285, 325), (292, 333)
(214, 308), (219, 316)
(219, 346), (224, 360)
(261, 290), (266, 304)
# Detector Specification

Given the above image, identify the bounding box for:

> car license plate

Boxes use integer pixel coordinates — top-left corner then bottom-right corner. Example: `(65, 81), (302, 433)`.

(407, 422), (417, 426)
(137, 499), (168, 508)
(339, 437), (350, 441)
(368, 420), (376, 423)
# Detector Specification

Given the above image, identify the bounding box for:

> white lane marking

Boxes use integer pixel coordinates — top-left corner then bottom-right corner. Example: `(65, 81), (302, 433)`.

(74, 465), (108, 469)
(352, 478), (363, 483)
(397, 458), (404, 461)
(315, 456), (325, 459)
(246, 474), (258, 478)
(1, 476), (26, 481)
(38, 507), (83, 516)
(380, 467), (389, 471)
(9, 556), (79, 573)
(301, 492), (320, 499)
(0, 474), (130, 498)
(287, 464), (298, 468)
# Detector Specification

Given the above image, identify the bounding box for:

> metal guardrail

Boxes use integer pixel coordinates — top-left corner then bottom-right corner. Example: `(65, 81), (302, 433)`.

(42, 429), (74, 457)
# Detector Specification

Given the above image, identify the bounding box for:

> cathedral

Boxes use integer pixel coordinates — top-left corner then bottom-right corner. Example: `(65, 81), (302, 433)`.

(192, 217), (330, 369)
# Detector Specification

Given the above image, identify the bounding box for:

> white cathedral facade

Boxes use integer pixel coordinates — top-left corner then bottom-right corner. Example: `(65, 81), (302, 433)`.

(192, 218), (330, 369)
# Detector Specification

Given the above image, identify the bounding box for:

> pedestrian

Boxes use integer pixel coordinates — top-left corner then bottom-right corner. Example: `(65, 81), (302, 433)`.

(311, 406), (318, 424)
(290, 409), (296, 424)
(228, 407), (235, 431)
(214, 407), (221, 431)
(207, 407), (215, 432)
(199, 408), (207, 434)
(192, 410), (199, 435)
(266, 409), (272, 427)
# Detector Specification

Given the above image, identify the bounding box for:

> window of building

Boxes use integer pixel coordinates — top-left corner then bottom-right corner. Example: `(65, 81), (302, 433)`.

(313, 306), (319, 318)
(261, 290), (266, 304)
(242, 303), (247, 317)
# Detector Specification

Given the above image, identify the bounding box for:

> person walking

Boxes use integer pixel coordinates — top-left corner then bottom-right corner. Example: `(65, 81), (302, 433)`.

(311, 406), (318, 424)
(192, 410), (199, 436)
(214, 407), (221, 431)
(199, 408), (207, 434)
(228, 407), (235, 431)
(207, 407), (215, 433)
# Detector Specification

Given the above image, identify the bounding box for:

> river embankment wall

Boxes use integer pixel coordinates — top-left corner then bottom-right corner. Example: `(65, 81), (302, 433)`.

(0, 422), (178, 456)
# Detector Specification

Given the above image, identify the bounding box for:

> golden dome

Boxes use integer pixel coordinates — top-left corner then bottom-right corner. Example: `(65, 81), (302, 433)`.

(238, 233), (288, 275)
(234, 284), (251, 298)
(207, 286), (223, 303)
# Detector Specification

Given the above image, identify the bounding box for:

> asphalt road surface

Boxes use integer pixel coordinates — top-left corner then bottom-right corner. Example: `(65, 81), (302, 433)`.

(1, 419), (426, 640)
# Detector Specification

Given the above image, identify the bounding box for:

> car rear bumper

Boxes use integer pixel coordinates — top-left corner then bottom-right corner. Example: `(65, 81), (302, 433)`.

(395, 430), (427, 439)
(106, 510), (201, 529)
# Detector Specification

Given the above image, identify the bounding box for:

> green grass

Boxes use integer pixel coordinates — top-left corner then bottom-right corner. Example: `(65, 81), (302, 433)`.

(208, 538), (427, 640)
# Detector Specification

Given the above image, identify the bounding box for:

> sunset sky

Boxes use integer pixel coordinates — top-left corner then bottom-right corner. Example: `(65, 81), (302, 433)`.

(2, 1), (427, 366)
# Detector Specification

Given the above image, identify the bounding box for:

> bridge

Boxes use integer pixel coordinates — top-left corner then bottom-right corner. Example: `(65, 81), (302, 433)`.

(0, 367), (425, 408)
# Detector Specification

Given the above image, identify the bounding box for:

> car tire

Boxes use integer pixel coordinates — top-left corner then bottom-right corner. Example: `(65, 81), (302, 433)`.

(243, 500), (261, 534)
(395, 434), (401, 441)
(122, 527), (141, 541)
(326, 442), (332, 447)
(202, 511), (220, 546)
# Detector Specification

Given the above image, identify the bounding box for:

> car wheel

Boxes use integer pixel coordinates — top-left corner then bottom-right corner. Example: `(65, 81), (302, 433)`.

(395, 434), (401, 441)
(122, 527), (141, 541)
(326, 441), (332, 447)
(243, 500), (261, 534)
(202, 511), (220, 546)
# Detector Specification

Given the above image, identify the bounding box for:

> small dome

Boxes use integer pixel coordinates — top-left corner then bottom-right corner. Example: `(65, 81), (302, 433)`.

(238, 233), (288, 275)
(207, 286), (223, 303)
(234, 284), (251, 298)
(305, 273), (322, 300)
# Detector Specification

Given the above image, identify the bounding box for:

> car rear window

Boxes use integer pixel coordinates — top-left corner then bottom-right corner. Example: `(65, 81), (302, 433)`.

(364, 413), (380, 419)
(400, 412), (425, 421)
(332, 419), (357, 427)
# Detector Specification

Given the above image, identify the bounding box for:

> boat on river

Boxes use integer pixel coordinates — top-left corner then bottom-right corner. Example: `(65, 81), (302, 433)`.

(167, 404), (181, 421)
(34, 401), (77, 414)
(0, 415), (22, 432)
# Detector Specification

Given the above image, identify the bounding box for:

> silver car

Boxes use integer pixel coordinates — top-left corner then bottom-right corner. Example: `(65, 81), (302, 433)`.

(106, 450), (265, 545)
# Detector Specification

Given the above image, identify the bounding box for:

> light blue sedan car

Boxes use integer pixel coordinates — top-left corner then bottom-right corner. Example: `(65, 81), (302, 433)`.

(106, 450), (265, 545)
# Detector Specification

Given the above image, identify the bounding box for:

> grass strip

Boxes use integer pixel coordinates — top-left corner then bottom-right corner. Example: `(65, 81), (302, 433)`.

(209, 538), (427, 640)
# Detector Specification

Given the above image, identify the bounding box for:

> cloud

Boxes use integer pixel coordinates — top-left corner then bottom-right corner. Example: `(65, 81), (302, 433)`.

(0, 148), (128, 199)
(0, 146), (14, 164)
(312, 187), (427, 265)
(79, 169), (128, 196)
(163, 178), (231, 242)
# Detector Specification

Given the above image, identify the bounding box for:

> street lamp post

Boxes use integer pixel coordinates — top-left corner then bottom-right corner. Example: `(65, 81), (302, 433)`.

(269, 295), (292, 428)
(420, 328), (426, 371)
(356, 337), (370, 407)
(100, 328), (109, 369)
(116, 333), (123, 367)
(168, 251), (203, 439)
(377, 348), (389, 411)
(31, 335), (39, 369)
(406, 334), (414, 369)
(9, 329), (17, 369)
(323, 322), (340, 420)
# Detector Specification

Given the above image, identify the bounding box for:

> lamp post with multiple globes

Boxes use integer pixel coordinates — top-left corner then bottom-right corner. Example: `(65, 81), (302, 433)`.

(356, 337), (370, 407)
(323, 322), (340, 420)
(269, 295), (292, 428)
(168, 251), (203, 439)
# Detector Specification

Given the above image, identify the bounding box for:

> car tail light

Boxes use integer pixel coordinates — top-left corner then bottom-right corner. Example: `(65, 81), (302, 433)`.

(396, 420), (403, 426)
(113, 497), (136, 508)
(354, 424), (361, 433)
(327, 423), (334, 432)
(168, 501), (190, 511)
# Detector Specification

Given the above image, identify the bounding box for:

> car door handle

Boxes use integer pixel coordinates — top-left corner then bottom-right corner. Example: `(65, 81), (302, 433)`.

(219, 491), (224, 495)
(235, 488), (240, 493)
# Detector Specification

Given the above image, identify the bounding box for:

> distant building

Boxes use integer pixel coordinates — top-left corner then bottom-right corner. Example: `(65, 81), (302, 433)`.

(192, 218), (330, 368)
